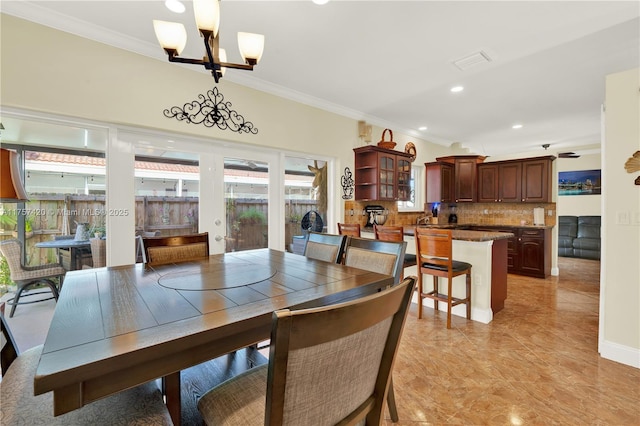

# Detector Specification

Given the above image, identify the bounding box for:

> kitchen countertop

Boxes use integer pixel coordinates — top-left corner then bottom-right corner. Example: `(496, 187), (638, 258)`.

(363, 226), (514, 242)
(402, 227), (514, 242)
(402, 223), (553, 230)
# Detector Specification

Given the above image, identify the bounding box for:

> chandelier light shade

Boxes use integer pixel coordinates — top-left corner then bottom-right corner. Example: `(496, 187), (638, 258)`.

(218, 48), (227, 76)
(153, 20), (187, 54)
(193, 0), (220, 36)
(153, 0), (264, 82)
(237, 32), (265, 64)
(0, 148), (29, 202)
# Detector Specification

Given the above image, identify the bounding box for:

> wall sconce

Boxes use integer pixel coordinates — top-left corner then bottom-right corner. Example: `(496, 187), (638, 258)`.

(358, 120), (372, 143)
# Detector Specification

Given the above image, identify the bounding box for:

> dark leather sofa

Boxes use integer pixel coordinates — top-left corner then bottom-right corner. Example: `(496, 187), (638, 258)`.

(558, 216), (601, 260)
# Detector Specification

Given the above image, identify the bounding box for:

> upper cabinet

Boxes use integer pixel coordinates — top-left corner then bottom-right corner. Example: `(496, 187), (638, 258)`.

(436, 156), (486, 202)
(425, 162), (454, 203)
(477, 156), (555, 203)
(354, 146), (412, 201)
(477, 162), (522, 203)
(521, 157), (554, 202)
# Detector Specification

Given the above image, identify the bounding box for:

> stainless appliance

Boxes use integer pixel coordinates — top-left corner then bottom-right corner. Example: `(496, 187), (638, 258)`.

(364, 205), (388, 227)
(448, 205), (458, 224)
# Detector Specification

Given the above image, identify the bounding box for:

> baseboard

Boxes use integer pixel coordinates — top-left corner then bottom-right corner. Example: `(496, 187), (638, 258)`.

(470, 307), (493, 324)
(599, 339), (640, 369)
(551, 267), (559, 276)
(412, 296), (493, 324)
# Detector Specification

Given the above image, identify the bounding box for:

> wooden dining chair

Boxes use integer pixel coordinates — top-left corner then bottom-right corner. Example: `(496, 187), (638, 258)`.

(197, 276), (416, 425)
(414, 227), (472, 329)
(0, 302), (172, 425)
(0, 240), (64, 318)
(343, 236), (407, 285)
(373, 224), (417, 280)
(337, 222), (361, 237)
(341, 235), (407, 422)
(303, 231), (347, 264)
(143, 232), (210, 266)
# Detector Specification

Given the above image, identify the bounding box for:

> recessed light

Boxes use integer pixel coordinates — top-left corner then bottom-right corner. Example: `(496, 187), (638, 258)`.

(165, 0), (185, 13)
(312, 0), (330, 4)
(512, 124), (523, 129)
(450, 86), (464, 93)
(418, 126), (428, 131)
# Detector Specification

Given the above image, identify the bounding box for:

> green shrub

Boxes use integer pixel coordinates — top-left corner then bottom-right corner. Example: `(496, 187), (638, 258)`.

(0, 256), (13, 296)
(238, 207), (266, 225)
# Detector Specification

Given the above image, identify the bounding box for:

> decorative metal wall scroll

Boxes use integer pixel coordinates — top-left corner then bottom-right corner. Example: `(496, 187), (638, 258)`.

(163, 87), (258, 134)
(341, 167), (354, 199)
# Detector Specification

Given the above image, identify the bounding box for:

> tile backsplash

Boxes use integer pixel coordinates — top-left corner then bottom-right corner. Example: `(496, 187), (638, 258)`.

(343, 200), (556, 227)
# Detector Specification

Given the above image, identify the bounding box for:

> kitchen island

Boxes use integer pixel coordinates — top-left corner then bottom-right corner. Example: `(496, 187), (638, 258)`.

(362, 227), (513, 324)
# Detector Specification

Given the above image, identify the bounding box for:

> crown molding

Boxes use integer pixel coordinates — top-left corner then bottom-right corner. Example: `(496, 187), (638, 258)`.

(2, 1), (451, 148)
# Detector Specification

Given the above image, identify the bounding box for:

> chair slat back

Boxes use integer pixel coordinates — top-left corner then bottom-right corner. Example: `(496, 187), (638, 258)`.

(143, 232), (210, 266)
(374, 225), (404, 242)
(415, 228), (453, 267)
(303, 232), (346, 264)
(344, 236), (406, 284)
(266, 277), (416, 425)
(337, 223), (361, 237)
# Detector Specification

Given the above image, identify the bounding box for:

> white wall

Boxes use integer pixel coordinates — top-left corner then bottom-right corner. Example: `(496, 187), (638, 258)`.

(0, 14), (445, 262)
(601, 67), (640, 368)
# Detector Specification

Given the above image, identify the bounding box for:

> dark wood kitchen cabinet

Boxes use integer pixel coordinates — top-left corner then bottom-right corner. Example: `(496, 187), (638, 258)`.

(515, 228), (551, 277)
(425, 162), (454, 203)
(521, 156), (554, 202)
(477, 156), (554, 203)
(436, 155), (486, 202)
(469, 226), (551, 278)
(353, 146), (412, 201)
(477, 162), (522, 203)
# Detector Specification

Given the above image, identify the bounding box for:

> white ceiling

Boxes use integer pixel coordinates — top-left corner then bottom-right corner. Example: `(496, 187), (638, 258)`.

(2, 0), (639, 157)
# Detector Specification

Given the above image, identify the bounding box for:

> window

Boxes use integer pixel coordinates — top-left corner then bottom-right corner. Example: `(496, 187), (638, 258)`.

(133, 155), (200, 237)
(284, 156), (326, 253)
(225, 158), (269, 252)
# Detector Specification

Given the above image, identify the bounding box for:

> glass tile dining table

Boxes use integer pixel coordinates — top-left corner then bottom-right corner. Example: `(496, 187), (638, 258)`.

(33, 248), (394, 425)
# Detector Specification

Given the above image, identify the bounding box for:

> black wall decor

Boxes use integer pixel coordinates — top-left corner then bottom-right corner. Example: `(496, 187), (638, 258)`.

(341, 167), (354, 200)
(163, 87), (258, 134)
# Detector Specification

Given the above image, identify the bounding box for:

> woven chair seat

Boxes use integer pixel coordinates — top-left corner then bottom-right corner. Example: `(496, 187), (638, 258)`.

(1, 333), (171, 424)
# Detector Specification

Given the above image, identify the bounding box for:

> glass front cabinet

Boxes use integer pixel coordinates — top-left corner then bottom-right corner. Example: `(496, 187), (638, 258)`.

(354, 146), (412, 201)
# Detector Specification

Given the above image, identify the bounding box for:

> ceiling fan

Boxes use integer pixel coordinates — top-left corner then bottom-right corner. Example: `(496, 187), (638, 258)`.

(558, 152), (581, 158)
(542, 144), (581, 159)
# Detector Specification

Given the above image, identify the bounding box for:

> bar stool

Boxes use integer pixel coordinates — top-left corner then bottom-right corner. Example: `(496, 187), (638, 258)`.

(337, 223), (361, 237)
(414, 227), (471, 329)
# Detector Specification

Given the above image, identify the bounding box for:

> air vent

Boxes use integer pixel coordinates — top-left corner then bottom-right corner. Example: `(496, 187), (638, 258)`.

(452, 51), (492, 71)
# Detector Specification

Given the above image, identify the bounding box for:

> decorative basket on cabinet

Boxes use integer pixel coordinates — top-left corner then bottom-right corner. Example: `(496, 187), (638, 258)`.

(377, 129), (396, 150)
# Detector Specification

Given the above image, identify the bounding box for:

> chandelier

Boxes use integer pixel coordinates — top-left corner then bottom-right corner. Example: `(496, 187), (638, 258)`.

(153, 0), (265, 83)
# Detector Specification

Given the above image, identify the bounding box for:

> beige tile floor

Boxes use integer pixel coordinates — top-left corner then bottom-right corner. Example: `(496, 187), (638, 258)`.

(388, 257), (639, 425)
(4, 257), (639, 425)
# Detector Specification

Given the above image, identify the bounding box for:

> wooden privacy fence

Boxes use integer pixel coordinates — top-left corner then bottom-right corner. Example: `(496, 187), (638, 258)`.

(1, 195), (323, 266)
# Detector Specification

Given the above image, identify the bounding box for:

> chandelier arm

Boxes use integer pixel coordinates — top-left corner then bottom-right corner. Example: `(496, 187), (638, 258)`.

(168, 56), (207, 66)
(219, 62), (254, 71)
